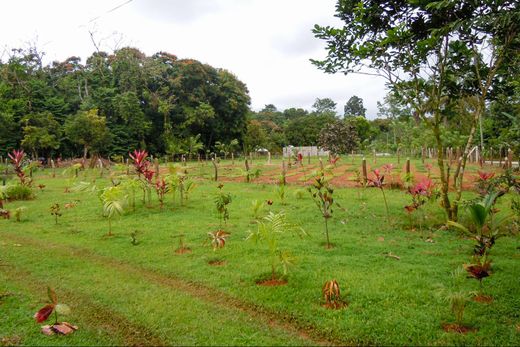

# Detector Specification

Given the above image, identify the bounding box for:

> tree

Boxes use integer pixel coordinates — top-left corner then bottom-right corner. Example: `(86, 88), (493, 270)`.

(312, 0), (520, 221)
(0, 112), (21, 155)
(243, 120), (268, 153)
(183, 134), (204, 159)
(21, 112), (61, 158)
(64, 109), (111, 159)
(285, 113), (335, 146)
(312, 98), (337, 114)
(318, 120), (359, 155)
(344, 95), (366, 118)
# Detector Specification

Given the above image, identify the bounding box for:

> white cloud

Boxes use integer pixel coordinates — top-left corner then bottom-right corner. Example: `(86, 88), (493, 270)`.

(0, 0), (388, 118)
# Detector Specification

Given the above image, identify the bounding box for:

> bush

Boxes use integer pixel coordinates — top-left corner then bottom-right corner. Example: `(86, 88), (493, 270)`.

(6, 184), (33, 201)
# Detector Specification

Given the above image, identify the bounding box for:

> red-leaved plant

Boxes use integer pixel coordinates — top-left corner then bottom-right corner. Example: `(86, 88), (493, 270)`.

(8, 149), (28, 186)
(129, 150), (155, 205)
(129, 150), (149, 177)
(34, 287), (77, 336)
(404, 178), (434, 229)
(329, 155), (340, 166)
(368, 169), (390, 222)
(476, 171), (496, 196)
(155, 178), (169, 209)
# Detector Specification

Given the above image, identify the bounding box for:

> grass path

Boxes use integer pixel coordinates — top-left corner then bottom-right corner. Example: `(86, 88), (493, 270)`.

(1, 231), (334, 346)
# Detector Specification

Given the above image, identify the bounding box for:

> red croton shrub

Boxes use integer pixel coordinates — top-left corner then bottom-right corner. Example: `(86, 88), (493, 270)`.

(8, 149), (27, 186)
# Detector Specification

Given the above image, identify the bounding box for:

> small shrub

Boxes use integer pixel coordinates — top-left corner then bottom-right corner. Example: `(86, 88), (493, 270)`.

(437, 268), (472, 329)
(214, 184), (232, 227)
(208, 230), (230, 251)
(6, 184), (33, 201)
(130, 230), (140, 245)
(464, 255), (492, 294)
(0, 209), (10, 220)
(250, 199), (265, 220)
(308, 170), (335, 249)
(34, 287), (76, 336)
(322, 279), (347, 309)
(448, 191), (513, 255)
(50, 203), (62, 225)
(247, 211), (306, 280)
(13, 207), (26, 222)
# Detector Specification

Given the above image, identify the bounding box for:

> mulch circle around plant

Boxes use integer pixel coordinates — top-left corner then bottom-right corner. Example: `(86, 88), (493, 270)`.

(473, 294), (493, 303)
(175, 247), (191, 255)
(321, 301), (348, 310)
(256, 278), (288, 286)
(208, 259), (226, 266)
(442, 323), (478, 334)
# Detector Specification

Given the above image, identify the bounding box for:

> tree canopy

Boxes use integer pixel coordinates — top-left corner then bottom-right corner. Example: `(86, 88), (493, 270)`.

(0, 47), (251, 158)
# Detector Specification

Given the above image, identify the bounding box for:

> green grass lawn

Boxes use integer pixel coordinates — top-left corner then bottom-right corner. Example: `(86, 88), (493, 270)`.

(1, 160), (519, 346)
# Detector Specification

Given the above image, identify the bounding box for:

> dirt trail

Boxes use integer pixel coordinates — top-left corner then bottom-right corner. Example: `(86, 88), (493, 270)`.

(2, 232), (341, 346)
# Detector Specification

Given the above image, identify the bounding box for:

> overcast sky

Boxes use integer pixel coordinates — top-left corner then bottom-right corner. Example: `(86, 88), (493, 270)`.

(0, 0), (387, 117)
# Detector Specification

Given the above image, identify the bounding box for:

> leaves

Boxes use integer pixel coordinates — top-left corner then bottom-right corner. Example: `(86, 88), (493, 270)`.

(41, 322), (78, 336)
(247, 212), (306, 278)
(464, 256), (492, 281)
(34, 304), (55, 323)
(54, 304), (71, 316)
(47, 287), (57, 305)
(322, 279), (341, 304)
(208, 230), (230, 251)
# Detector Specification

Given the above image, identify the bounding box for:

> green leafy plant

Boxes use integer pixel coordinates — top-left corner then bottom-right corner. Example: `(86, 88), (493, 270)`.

(247, 211), (306, 280)
(448, 191), (513, 255)
(184, 180), (196, 199)
(214, 184), (232, 227)
(50, 203), (62, 225)
(243, 167), (261, 183)
(120, 177), (141, 212)
(277, 184), (287, 205)
(34, 287), (76, 335)
(307, 170), (335, 249)
(130, 230), (140, 245)
(6, 184), (33, 201)
(62, 163), (83, 192)
(250, 199), (265, 220)
(13, 206), (26, 222)
(100, 186), (126, 236)
(437, 268), (472, 330)
(0, 185), (9, 208)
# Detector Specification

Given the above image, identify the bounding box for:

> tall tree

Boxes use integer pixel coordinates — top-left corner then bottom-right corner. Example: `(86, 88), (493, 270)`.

(344, 95), (366, 118)
(318, 120), (359, 155)
(313, 0), (520, 221)
(21, 111), (61, 158)
(64, 109), (111, 159)
(312, 97), (337, 114)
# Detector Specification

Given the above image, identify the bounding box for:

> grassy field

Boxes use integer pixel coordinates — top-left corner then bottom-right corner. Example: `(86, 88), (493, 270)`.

(1, 157), (519, 346)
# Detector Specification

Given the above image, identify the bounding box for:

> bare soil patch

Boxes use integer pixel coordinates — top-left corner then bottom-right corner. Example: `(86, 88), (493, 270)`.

(442, 323), (478, 334)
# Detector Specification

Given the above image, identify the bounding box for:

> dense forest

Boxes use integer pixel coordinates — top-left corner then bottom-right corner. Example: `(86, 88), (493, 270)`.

(0, 46), (518, 159)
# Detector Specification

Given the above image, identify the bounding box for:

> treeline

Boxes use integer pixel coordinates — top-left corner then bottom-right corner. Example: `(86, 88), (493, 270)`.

(247, 94), (519, 156)
(0, 47), (250, 158)
(1, 47), (518, 159)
